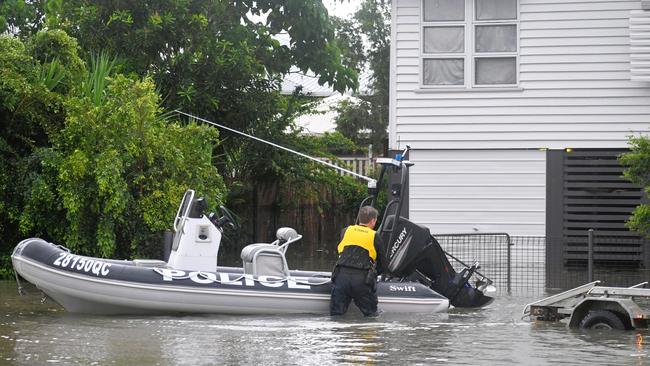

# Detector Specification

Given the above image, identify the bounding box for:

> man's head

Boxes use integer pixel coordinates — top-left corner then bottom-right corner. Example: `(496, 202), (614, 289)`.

(357, 206), (379, 229)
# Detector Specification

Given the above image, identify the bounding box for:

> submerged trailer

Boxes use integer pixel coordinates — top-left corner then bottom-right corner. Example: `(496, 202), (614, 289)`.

(523, 281), (650, 330)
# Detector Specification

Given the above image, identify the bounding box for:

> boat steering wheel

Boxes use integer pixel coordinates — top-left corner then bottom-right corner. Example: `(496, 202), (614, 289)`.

(217, 205), (239, 230)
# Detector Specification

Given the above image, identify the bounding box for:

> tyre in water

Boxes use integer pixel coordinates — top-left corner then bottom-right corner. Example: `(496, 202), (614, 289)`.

(579, 310), (626, 330)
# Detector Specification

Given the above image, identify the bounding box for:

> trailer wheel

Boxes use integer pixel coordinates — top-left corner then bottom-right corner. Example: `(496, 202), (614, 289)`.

(578, 310), (626, 330)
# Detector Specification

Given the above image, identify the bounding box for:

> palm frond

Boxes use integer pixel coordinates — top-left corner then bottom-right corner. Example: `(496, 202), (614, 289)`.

(81, 51), (117, 106)
(38, 58), (65, 91)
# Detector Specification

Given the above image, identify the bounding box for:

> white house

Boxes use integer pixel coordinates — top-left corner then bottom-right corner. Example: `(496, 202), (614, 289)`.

(389, 0), (650, 241)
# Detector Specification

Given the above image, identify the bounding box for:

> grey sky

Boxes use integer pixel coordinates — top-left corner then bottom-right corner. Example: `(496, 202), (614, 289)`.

(324, 0), (359, 19)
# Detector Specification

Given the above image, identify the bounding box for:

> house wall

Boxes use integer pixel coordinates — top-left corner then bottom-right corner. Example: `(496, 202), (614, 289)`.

(409, 149), (546, 235)
(390, 0), (650, 151)
(390, 0), (650, 235)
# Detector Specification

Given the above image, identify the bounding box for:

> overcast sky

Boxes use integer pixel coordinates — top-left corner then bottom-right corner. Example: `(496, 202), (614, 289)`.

(324, 0), (359, 19)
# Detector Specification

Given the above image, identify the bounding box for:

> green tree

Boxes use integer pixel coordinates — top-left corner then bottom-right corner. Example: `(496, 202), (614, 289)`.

(0, 32), (72, 156)
(0, 31), (79, 275)
(5, 6), (356, 155)
(36, 1), (357, 96)
(620, 136), (650, 237)
(0, 0), (47, 37)
(39, 0), (365, 205)
(0, 2), (368, 264)
(0, 1), (360, 148)
(0, 31), (228, 268)
(333, 0), (390, 154)
(330, 16), (365, 73)
(21, 74), (227, 259)
(0, 32), (72, 247)
(28, 29), (86, 94)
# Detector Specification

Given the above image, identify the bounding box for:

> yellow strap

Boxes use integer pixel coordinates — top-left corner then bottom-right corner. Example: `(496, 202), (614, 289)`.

(337, 225), (377, 261)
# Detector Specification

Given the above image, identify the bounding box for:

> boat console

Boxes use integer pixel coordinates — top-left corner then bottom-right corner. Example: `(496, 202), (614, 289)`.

(166, 190), (228, 272)
(166, 189), (304, 278)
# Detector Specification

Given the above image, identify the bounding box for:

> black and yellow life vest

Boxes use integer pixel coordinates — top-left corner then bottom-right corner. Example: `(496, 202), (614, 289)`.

(335, 225), (377, 270)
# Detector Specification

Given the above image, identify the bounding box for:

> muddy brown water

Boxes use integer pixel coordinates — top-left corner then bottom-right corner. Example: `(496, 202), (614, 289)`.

(2, 280), (650, 365)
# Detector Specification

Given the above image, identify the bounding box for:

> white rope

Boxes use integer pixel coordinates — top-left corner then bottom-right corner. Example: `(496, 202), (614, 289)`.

(174, 110), (376, 185)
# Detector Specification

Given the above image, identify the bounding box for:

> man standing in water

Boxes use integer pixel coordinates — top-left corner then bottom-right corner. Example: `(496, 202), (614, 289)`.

(330, 206), (385, 317)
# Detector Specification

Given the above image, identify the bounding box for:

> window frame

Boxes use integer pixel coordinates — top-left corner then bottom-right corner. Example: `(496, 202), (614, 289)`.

(420, 0), (520, 90)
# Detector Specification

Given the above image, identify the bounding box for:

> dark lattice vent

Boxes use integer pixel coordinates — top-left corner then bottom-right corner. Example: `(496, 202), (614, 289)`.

(562, 149), (646, 265)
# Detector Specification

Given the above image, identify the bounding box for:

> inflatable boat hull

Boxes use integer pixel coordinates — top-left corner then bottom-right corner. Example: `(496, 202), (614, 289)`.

(12, 238), (449, 315)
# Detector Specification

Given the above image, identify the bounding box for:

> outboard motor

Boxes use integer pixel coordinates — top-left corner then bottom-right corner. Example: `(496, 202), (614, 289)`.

(362, 146), (494, 308)
(412, 238), (494, 308)
(381, 215), (432, 277)
(380, 215), (494, 308)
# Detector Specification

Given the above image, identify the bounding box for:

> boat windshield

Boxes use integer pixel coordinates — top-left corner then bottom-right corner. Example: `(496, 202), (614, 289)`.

(173, 190), (195, 233)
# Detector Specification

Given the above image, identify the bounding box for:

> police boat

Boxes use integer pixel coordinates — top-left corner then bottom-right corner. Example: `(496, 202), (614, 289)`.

(11, 112), (495, 315)
(11, 189), (453, 315)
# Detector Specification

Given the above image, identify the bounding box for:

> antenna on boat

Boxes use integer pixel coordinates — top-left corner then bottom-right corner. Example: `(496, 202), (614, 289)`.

(173, 110), (378, 191)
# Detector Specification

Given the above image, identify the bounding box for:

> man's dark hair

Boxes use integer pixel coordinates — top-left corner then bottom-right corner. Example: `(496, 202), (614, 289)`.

(357, 206), (379, 225)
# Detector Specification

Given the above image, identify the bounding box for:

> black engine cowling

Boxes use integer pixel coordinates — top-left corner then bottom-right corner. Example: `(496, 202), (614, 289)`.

(380, 215), (494, 308)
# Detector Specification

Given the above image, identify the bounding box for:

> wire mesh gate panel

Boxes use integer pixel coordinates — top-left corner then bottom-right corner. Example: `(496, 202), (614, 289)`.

(434, 233), (650, 295)
(510, 236), (546, 294)
(434, 233), (514, 294)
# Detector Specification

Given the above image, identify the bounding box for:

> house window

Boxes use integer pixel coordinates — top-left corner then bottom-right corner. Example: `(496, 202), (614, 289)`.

(421, 0), (519, 88)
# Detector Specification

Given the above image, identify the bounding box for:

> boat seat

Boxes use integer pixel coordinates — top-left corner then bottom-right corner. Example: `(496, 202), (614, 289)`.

(241, 244), (289, 277)
(241, 228), (302, 278)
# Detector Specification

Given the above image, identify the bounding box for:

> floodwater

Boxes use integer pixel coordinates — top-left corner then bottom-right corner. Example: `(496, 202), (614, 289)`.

(2, 281), (650, 365)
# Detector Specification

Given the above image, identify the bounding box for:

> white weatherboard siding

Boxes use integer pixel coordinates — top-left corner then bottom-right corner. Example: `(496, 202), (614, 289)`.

(631, 10), (650, 81)
(409, 149), (546, 236)
(391, 0), (650, 235)
(390, 0), (650, 150)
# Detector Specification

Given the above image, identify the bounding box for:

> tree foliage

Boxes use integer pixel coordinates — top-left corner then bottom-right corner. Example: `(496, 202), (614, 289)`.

(0, 33), (227, 265)
(0, 0), (47, 37)
(40, 1), (366, 204)
(28, 29), (86, 94)
(620, 136), (650, 237)
(0, 1), (368, 275)
(333, 0), (390, 154)
(0, 33), (69, 269)
(0, 34), (67, 156)
(330, 16), (365, 73)
(46, 75), (225, 258)
(38, 0), (357, 96)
